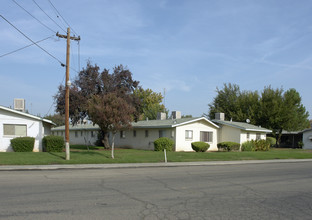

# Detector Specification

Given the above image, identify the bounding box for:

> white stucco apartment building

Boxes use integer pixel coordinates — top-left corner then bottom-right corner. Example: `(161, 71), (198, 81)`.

(52, 112), (271, 152)
(302, 128), (312, 149)
(0, 105), (54, 152)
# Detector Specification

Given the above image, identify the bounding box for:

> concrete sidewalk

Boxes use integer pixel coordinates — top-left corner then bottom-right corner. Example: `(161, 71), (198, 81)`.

(1, 159), (312, 171)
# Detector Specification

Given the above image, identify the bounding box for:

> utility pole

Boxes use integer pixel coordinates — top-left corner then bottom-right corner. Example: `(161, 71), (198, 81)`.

(56, 28), (80, 160)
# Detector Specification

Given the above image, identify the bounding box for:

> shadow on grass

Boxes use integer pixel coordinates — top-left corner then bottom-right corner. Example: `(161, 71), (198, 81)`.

(48, 152), (65, 160)
(71, 151), (112, 159)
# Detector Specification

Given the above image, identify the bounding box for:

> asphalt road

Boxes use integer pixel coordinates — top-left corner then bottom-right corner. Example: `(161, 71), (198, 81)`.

(0, 162), (312, 220)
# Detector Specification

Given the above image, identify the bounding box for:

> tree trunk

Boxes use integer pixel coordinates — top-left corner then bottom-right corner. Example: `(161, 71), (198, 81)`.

(111, 132), (116, 159)
(102, 132), (110, 149)
(276, 129), (282, 148)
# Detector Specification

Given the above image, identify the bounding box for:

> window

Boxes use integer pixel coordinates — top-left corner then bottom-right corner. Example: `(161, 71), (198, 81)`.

(81, 131), (83, 136)
(120, 131), (126, 139)
(159, 130), (165, 138)
(91, 131), (95, 137)
(133, 130), (136, 137)
(247, 133), (250, 140)
(200, 131), (213, 142)
(75, 131), (78, 137)
(256, 133), (261, 140)
(145, 130), (149, 137)
(3, 124), (27, 136)
(185, 130), (193, 140)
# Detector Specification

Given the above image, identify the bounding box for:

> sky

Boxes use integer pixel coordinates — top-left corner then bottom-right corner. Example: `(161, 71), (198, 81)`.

(1, 0), (312, 119)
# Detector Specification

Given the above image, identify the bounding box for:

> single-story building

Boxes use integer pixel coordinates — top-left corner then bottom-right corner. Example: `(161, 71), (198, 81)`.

(52, 123), (100, 146)
(302, 128), (312, 149)
(0, 105), (54, 152)
(212, 119), (272, 145)
(52, 112), (271, 152)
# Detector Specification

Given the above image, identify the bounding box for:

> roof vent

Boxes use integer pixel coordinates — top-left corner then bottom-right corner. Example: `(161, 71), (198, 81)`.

(171, 111), (181, 120)
(14, 98), (25, 112)
(215, 113), (224, 121)
(157, 112), (166, 120)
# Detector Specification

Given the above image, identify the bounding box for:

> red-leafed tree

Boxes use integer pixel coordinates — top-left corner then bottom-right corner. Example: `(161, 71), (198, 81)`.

(87, 93), (136, 158)
(54, 62), (140, 151)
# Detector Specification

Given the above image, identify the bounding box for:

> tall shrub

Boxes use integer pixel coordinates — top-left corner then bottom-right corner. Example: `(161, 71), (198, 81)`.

(43, 135), (64, 152)
(10, 137), (35, 152)
(241, 141), (255, 151)
(154, 137), (174, 151)
(266, 137), (276, 147)
(254, 139), (270, 151)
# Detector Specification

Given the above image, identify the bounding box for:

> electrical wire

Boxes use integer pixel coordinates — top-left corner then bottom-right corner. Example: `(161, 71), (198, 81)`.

(0, 15), (65, 66)
(0, 35), (53, 58)
(44, 74), (66, 116)
(47, 0), (78, 36)
(11, 0), (56, 33)
(32, 0), (67, 33)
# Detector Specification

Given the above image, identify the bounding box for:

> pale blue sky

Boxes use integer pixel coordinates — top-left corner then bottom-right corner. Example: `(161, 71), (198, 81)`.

(1, 0), (311, 118)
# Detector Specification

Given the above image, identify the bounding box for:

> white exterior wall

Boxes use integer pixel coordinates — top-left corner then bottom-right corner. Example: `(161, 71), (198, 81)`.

(175, 121), (218, 151)
(52, 129), (99, 145)
(114, 128), (174, 150)
(240, 131), (267, 144)
(0, 109), (50, 152)
(302, 130), (312, 149)
(220, 126), (267, 145)
(219, 125), (241, 144)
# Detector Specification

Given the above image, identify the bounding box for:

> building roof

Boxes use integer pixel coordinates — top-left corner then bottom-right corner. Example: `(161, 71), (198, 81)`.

(132, 117), (219, 129)
(52, 117), (219, 131)
(52, 123), (100, 131)
(212, 119), (272, 133)
(0, 105), (54, 125)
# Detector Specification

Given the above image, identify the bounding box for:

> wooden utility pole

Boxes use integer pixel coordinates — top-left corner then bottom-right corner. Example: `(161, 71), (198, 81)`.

(56, 28), (80, 160)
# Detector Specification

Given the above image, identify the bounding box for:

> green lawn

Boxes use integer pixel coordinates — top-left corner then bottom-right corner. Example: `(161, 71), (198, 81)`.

(0, 146), (311, 165)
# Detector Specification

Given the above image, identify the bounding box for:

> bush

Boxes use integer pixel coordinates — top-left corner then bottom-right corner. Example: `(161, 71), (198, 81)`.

(154, 137), (174, 151)
(242, 139), (270, 151)
(298, 141), (304, 149)
(254, 139), (270, 151)
(43, 135), (64, 152)
(217, 142), (240, 151)
(241, 141), (255, 151)
(191, 142), (209, 152)
(266, 137), (276, 147)
(10, 137), (35, 152)
(94, 131), (104, 146)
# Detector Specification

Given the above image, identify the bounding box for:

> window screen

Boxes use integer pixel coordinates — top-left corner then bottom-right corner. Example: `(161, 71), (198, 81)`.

(200, 131), (213, 142)
(3, 124), (27, 136)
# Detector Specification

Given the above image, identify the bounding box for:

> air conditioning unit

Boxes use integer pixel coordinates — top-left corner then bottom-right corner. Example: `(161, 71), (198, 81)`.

(14, 98), (25, 112)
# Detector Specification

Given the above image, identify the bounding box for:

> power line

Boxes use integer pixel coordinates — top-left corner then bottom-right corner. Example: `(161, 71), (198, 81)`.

(11, 0), (56, 34)
(32, 0), (67, 33)
(45, 74), (66, 116)
(47, 0), (78, 36)
(0, 35), (53, 58)
(0, 15), (65, 66)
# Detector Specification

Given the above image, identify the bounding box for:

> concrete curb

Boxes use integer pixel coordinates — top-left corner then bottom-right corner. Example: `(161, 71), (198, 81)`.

(1, 159), (312, 171)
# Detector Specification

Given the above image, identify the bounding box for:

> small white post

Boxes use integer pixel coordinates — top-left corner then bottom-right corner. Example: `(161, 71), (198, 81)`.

(164, 149), (167, 163)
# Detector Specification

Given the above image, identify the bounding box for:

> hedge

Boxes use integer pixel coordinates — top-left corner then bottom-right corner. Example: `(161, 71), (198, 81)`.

(42, 135), (64, 152)
(154, 137), (174, 151)
(217, 142), (240, 151)
(191, 142), (209, 152)
(10, 137), (35, 152)
(241, 140), (270, 151)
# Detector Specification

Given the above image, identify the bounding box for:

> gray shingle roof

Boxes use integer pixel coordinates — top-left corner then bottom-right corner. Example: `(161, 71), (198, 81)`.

(52, 117), (219, 130)
(212, 119), (271, 132)
(52, 123), (100, 131)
